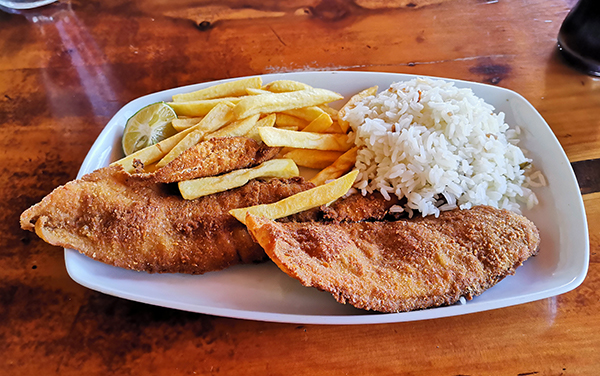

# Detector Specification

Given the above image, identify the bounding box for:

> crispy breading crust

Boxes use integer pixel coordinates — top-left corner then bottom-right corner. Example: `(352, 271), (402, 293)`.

(247, 206), (540, 313)
(152, 137), (280, 183)
(20, 165), (313, 274)
(283, 192), (400, 223)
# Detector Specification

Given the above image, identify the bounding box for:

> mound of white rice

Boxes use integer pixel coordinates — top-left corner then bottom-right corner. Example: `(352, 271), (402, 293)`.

(344, 77), (541, 217)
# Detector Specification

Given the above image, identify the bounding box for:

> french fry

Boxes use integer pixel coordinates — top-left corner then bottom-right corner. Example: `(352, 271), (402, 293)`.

(233, 88), (343, 119)
(275, 126), (299, 131)
(172, 117), (203, 131)
(275, 113), (309, 129)
(281, 106), (325, 122)
(179, 159), (299, 200)
(324, 122), (346, 134)
(259, 127), (352, 151)
(206, 114), (260, 139)
(142, 162), (161, 173)
(277, 146), (293, 156)
(318, 104), (339, 121)
(172, 77), (262, 102)
(156, 102), (234, 167)
(246, 87), (272, 95)
(310, 146), (359, 185)
(262, 80), (313, 92)
(111, 126), (197, 173)
(282, 149), (343, 169)
(245, 113), (276, 141)
(229, 170), (359, 225)
(168, 97), (243, 117)
(301, 113), (333, 133)
(337, 86), (378, 132)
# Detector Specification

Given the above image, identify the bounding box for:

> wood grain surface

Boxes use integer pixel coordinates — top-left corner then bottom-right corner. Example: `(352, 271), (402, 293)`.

(1, 0), (599, 374)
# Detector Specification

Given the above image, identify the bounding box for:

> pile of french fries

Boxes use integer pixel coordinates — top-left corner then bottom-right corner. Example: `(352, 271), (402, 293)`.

(111, 77), (377, 222)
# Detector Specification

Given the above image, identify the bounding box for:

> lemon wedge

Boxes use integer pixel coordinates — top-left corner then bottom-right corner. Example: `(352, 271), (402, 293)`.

(122, 102), (177, 156)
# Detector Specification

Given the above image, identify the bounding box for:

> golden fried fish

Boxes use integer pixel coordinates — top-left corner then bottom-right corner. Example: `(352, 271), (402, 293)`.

(246, 206), (540, 313)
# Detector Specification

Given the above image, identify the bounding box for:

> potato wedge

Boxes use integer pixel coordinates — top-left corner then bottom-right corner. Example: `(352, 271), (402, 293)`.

(229, 170), (359, 225)
(233, 88), (343, 119)
(168, 97), (242, 117)
(310, 146), (359, 185)
(262, 80), (312, 92)
(259, 127), (352, 151)
(302, 113), (333, 133)
(337, 86), (378, 132)
(172, 77), (262, 102)
(179, 159), (299, 200)
(156, 102), (234, 167)
(111, 125), (196, 173)
(282, 149), (343, 169)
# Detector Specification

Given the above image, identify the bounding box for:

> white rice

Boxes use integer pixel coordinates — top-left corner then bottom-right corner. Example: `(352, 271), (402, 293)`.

(344, 77), (540, 217)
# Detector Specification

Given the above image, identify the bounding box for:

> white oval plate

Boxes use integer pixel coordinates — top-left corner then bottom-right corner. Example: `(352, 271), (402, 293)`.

(65, 71), (589, 325)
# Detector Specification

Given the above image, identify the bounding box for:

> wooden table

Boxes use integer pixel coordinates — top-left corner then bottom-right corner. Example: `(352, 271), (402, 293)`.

(2, 0), (599, 374)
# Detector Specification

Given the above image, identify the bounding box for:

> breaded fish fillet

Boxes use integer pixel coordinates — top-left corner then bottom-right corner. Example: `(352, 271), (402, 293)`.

(285, 192), (400, 223)
(152, 137), (280, 183)
(246, 206), (540, 313)
(20, 165), (313, 274)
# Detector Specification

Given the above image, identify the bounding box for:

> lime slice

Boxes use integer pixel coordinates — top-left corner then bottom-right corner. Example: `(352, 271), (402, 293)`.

(122, 102), (178, 156)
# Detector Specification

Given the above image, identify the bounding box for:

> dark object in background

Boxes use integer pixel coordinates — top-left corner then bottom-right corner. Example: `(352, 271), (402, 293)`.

(557, 0), (600, 76)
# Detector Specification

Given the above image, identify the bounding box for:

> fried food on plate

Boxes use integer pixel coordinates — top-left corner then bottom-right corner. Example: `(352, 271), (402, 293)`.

(275, 113), (309, 129)
(179, 158), (299, 200)
(258, 127), (352, 151)
(282, 149), (343, 170)
(229, 170), (358, 225)
(284, 192), (400, 223)
(301, 113), (333, 133)
(246, 205), (540, 313)
(281, 106), (326, 122)
(167, 97), (243, 117)
(171, 117), (203, 131)
(245, 113), (276, 141)
(262, 80), (312, 93)
(20, 165), (314, 274)
(112, 125), (196, 173)
(152, 136), (280, 183)
(172, 76), (262, 102)
(157, 101), (235, 167)
(309, 146), (358, 186)
(233, 88), (343, 119)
